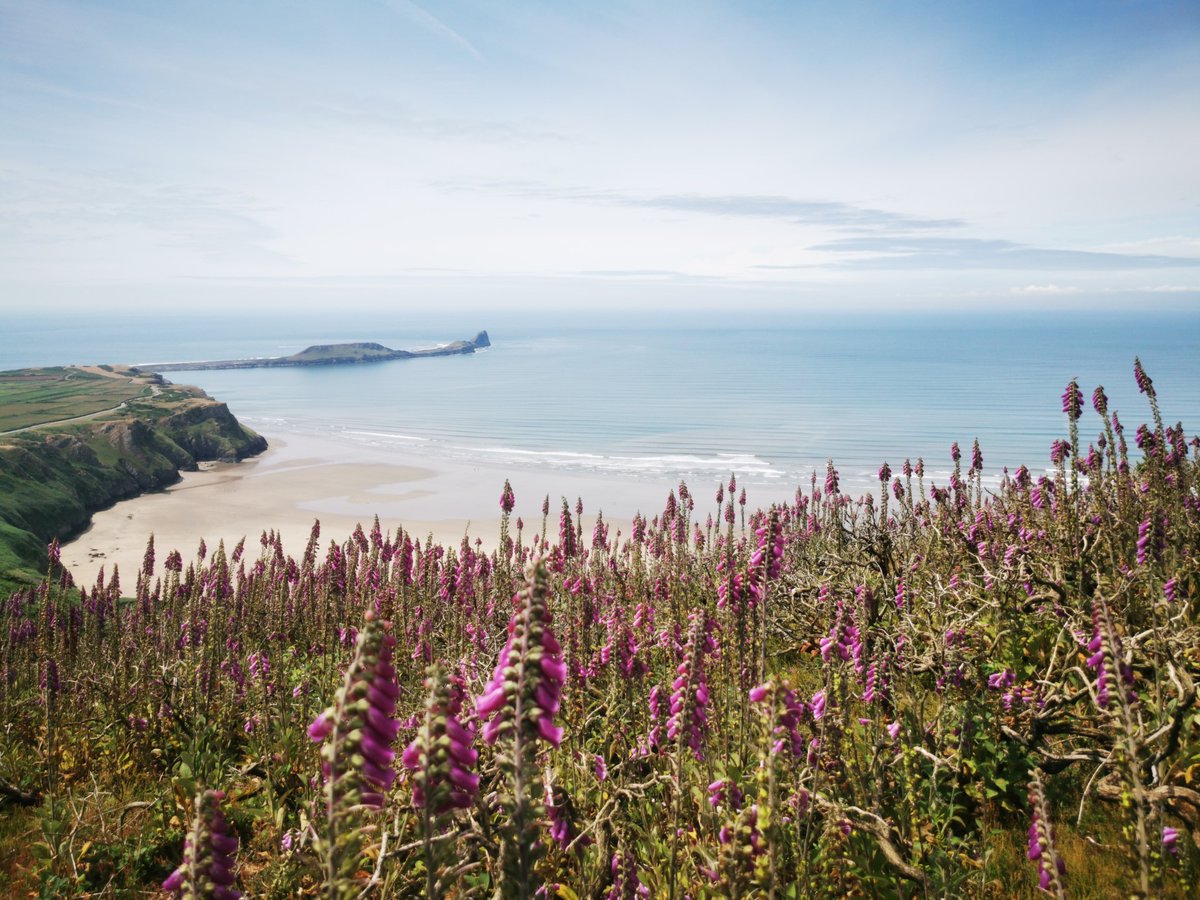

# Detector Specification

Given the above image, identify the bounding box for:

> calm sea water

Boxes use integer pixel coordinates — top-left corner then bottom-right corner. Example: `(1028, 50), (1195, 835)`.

(4, 309), (1198, 496)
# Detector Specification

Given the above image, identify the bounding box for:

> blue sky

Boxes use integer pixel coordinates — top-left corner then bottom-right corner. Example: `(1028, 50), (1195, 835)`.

(1, 0), (1198, 311)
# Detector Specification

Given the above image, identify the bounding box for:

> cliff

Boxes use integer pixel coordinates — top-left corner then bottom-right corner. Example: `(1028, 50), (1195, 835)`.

(0, 383), (266, 591)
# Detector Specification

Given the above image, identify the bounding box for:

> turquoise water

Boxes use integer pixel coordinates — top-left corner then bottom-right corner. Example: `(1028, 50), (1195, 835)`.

(4, 309), (1198, 495)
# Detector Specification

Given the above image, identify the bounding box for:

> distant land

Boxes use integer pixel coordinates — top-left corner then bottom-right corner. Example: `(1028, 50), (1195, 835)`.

(0, 365), (266, 591)
(140, 330), (491, 373)
(0, 330), (489, 591)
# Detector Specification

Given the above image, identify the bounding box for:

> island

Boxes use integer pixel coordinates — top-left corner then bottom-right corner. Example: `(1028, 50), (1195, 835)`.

(139, 330), (491, 373)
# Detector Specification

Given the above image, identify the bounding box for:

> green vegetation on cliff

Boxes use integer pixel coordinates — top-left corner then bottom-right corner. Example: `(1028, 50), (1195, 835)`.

(0, 367), (266, 592)
(0, 366), (154, 432)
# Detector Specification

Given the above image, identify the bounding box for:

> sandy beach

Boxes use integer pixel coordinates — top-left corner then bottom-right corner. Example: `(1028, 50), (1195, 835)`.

(58, 428), (770, 586)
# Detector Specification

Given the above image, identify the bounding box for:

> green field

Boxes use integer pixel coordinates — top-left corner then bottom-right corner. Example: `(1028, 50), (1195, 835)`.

(0, 367), (154, 432)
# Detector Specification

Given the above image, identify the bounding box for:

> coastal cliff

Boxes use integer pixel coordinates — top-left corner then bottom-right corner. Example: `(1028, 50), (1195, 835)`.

(0, 329), (488, 590)
(141, 329), (491, 373)
(0, 380), (266, 591)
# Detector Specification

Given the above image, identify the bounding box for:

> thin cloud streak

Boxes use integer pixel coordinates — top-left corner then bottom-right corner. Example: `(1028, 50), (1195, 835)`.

(436, 178), (963, 232)
(381, 0), (485, 63)
(806, 236), (1200, 271)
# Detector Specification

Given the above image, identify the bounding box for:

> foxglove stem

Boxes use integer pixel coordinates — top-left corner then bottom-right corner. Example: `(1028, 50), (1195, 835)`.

(308, 610), (400, 899)
(1026, 771), (1065, 897)
(1086, 595), (1151, 894)
(475, 558), (564, 898)
(668, 611), (714, 760)
(402, 665), (477, 898)
(162, 789), (241, 900)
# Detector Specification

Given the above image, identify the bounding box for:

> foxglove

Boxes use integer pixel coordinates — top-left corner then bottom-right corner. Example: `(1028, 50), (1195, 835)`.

(162, 789), (241, 900)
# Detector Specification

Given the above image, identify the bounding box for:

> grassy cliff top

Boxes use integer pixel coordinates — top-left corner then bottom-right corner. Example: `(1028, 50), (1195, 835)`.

(0, 366), (265, 593)
(0, 365), (163, 433)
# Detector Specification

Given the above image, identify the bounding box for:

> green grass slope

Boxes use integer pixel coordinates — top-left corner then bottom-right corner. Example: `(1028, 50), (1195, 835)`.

(0, 376), (266, 593)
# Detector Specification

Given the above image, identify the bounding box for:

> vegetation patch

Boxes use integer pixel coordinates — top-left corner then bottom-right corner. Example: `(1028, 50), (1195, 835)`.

(0, 373), (266, 593)
(0, 366), (156, 433)
(0, 362), (1195, 896)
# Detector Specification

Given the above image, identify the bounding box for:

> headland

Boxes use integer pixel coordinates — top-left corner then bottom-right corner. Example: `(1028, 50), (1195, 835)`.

(139, 330), (490, 373)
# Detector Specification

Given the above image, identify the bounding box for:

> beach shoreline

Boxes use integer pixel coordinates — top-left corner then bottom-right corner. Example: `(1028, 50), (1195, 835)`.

(60, 427), (783, 586)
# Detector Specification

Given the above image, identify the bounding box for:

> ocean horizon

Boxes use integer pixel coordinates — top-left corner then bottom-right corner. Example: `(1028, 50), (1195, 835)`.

(5, 307), (1198, 501)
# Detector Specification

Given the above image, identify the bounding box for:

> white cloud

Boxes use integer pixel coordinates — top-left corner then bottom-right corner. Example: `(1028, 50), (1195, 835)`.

(1010, 284), (1082, 295)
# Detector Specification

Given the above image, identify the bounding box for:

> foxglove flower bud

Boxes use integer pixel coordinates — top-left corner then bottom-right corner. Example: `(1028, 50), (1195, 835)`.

(476, 559), (566, 749)
(500, 479), (516, 514)
(308, 611), (400, 898)
(1061, 380), (1082, 422)
(668, 611), (716, 759)
(608, 845), (650, 899)
(1027, 772), (1066, 896)
(162, 789), (241, 900)
(309, 610), (400, 810)
(1133, 356), (1155, 398)
(402, 665), (478, 815)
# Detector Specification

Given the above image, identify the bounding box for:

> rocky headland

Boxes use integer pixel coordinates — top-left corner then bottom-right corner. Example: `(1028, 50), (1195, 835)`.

(140, 330), (491, 373)
(0, 369), (266, 590)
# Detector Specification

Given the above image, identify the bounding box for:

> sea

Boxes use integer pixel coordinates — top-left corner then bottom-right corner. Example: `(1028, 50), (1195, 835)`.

(4, 308), (1198, 500)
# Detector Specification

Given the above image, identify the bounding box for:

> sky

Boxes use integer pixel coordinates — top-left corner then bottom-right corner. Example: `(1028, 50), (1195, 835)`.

(1, 0), (1198, 313)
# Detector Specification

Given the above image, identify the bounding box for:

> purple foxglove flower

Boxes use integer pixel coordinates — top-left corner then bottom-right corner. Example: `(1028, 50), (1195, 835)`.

(1133, 356), (1155, 397)
(163, 789), (241, 899)
(1163, 826), (1179, 856)
(824, 461), (839, 496)
(988, 669), (1016, 691)
(402, 666), (479, 815)
(476, 558), (566, 749)
(1061, 380), (1082, 422)
(608, 846), (650, 899)
(668, 611), (715, 760)
(1027, 773), (1066, 895)
(310, 610), (400, 817)
(810, 690), (826, 721)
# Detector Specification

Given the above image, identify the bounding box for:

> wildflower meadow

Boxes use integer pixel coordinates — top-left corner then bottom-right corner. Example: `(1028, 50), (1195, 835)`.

(1, 360), (1197, 897)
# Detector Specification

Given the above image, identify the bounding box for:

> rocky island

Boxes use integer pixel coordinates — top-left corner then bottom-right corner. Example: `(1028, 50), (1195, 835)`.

(140, 330), (491, 373)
